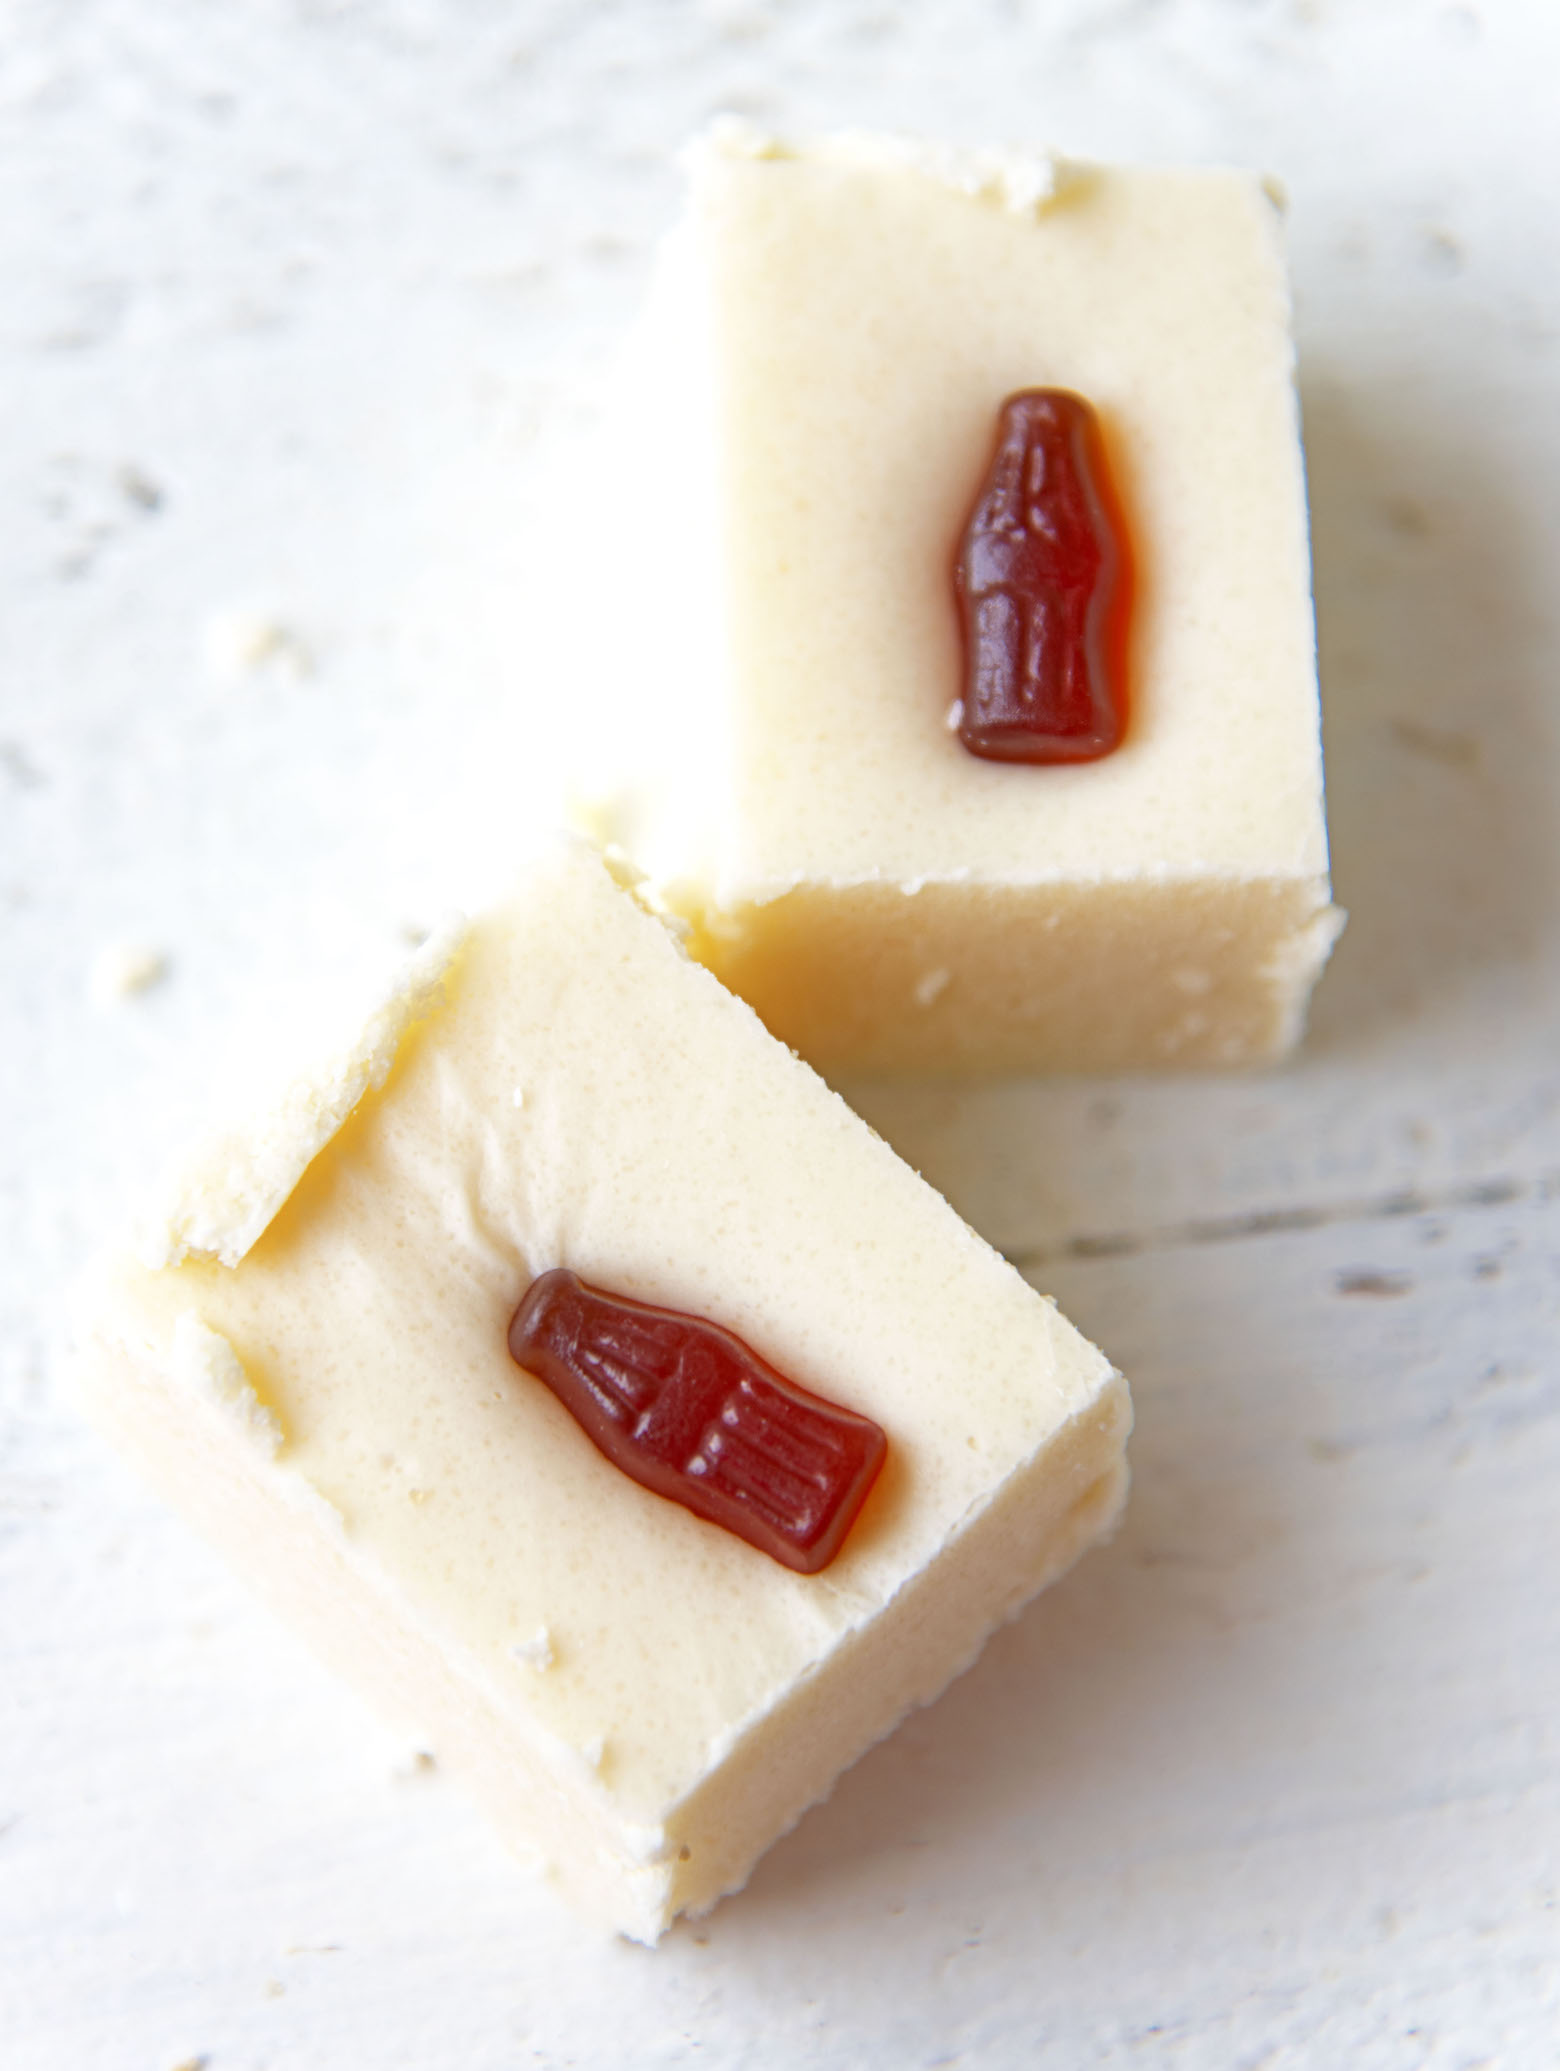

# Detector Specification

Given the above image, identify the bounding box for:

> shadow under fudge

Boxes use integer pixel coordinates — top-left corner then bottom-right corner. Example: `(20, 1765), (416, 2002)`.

(1300, 366), (1558, 1057)
(836, 358), (1557, 1266)
(715, 1244), (1312, 1942)
(692, 366), (1560, 1941)
(829, 364), (1552, 1092)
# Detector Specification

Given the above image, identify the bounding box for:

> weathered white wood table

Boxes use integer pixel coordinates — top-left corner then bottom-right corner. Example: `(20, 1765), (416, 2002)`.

(3, 3), (1557, 2064)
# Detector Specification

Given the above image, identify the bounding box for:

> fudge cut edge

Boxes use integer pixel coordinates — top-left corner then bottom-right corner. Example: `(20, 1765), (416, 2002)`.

(684, 873), (1344, 1075)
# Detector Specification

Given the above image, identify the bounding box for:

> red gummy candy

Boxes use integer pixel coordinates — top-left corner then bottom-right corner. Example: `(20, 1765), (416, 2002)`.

(953, 389), (1131, 763)
(508, 1270), (887, 1575)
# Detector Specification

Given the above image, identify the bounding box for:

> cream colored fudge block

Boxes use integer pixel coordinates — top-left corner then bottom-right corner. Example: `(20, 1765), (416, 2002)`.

(77, 843), (1130, 1943)
(605, 127), (1343, 1074)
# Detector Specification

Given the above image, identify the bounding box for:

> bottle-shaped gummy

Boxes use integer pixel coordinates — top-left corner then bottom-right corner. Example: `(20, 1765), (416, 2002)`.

(954, 389), (1131, 763)
(509, 1270), (887, 1574)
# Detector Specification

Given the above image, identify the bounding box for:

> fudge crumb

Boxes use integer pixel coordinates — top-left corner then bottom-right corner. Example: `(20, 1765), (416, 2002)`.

(513, 1625), (554, 1671)
(89, 942), (168, 1008)
(203, 608), (313, 682)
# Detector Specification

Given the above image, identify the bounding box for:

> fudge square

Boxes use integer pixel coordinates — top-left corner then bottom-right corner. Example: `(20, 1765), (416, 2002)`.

(78, 843), (1130, 1943)
(612, 126), (1344, 1074)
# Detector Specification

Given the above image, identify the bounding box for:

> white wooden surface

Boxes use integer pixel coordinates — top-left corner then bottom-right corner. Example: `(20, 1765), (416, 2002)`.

(4, 3), (1559, 2065)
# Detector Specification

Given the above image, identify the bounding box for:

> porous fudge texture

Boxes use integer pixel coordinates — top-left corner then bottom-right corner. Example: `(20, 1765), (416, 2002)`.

(606, 126), (1344, 1074)
(78, 844), (1130, 1942)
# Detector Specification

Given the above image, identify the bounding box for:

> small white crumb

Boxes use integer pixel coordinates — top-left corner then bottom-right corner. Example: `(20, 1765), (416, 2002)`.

(512, 1625), (553, 1670)
(580, 1734), (606, 1769)
(511, 1086), (526, 1110)
(979, 151), (1068, 216)
(202, 608), (313, 682)
(391, 1746), (437, 1781)
(89, 942), (168, 1008)
(913, 967), (952, 1008)
(1171, 966), (1213, 997)
(944, 699), (965, 732)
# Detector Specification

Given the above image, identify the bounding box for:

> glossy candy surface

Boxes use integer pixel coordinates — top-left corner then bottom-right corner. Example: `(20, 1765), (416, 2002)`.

(953, 389), (1131, 763)
(508, 1270), (888, 1574)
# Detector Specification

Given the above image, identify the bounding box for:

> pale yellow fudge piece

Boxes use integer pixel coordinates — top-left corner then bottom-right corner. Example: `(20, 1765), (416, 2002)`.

(78, 843), (1130, 1942)
(608, 126), (1343, 1074)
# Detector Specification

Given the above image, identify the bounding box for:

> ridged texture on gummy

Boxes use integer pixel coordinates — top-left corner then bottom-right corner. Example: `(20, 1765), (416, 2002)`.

(510, 1270), (887, 1574)
(954, 389), (1130, 764)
